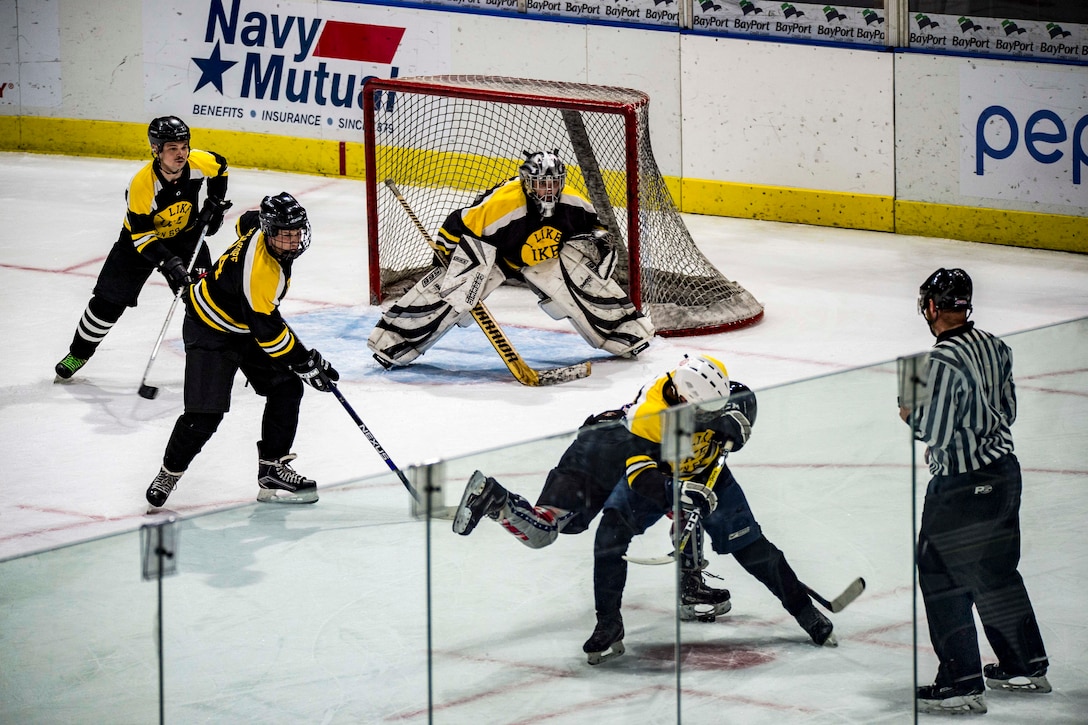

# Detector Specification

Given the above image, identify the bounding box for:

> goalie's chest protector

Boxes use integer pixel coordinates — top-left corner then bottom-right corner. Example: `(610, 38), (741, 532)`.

(458, 180), (600, 272)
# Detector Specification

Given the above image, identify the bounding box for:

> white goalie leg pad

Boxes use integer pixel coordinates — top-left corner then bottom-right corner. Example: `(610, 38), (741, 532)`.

(440, 235), (500, 314)
(522, 245), (655, 357)
(368, 267), (454, 366)
(368, 258), (506, 367)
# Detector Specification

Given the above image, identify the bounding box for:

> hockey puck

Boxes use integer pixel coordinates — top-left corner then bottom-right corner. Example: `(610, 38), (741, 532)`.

(138, 384), (159, 400)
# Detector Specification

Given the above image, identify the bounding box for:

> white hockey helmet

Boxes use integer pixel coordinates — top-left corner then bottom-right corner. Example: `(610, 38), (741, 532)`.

(669, 355), (730, 411)
(519, 149), (566, 218)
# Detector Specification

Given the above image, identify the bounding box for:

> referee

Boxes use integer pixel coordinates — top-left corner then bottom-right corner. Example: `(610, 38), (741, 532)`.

(901, 268), (1050, 715)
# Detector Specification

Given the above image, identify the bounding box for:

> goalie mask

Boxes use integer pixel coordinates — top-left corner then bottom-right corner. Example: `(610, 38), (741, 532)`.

(260, 192), (311, 261)
(148, 116), (190, 155)
(519, 150), (566, 218)
(670, 355), (731, 412)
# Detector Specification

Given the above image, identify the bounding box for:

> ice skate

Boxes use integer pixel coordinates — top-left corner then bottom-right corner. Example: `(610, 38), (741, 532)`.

(257, 453), (318, 503)
(452, 470), (508, 535)
(583, 613), (625, 665)
(54, 354), (88, 382)
(679, 569), (731, 622)
(146, 466), (183, 509)
(917, 683), (987, 714)
(795, 604), (837, 647)
(984, 662), (1051, 693)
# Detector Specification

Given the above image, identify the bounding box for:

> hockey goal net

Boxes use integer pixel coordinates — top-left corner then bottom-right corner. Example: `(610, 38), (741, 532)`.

(363, 75), (763, 336)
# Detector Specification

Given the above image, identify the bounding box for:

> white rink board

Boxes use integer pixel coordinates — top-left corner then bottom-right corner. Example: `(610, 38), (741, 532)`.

(1, 0), (1084, 216)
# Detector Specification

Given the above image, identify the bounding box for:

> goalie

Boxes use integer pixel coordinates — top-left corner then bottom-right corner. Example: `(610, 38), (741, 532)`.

(368, 150), (655, 368)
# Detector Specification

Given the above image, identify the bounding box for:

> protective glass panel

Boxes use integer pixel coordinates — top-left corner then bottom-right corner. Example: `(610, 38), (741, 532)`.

(3, 318), (1084, 722)
(425, 419), (683, 720)
(0, 530), (161, 722)
(675, 360), (909, 721)
(905, 317), (1087, 722)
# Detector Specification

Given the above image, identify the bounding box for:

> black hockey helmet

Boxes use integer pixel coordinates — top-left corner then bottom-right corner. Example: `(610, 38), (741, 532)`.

(918, 267), (972, 315)
(724, 381), (757, 427)
(519, 149), (566, 218)
(259, 192), (311, 261)
(148, 116), (190, 154)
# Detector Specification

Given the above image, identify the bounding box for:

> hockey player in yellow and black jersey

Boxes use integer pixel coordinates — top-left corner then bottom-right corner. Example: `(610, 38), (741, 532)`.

(453, 354), (838, 663)
(144, 192), (340, 509)
(368, 150), (654, 368)
(54, 116), (232, 381)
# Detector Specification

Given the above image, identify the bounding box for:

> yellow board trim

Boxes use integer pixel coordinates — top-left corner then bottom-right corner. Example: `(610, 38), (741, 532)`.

(895, 200), (1087, 254)
(2, 116), (1083, 253)
(682, 177), (895, 233)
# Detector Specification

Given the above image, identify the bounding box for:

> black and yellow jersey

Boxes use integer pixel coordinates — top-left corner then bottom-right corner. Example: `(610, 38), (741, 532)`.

(186, 211), (307, 369)
(124, 148), (228, 264)
(435, 178), (605, 273)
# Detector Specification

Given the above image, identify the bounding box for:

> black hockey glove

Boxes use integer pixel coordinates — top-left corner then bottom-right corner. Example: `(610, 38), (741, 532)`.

(679, 481), (717, 523)
(158, 256), (192, 295)
(707, 409), (752, 452)
(199, 196), (233, 236)
(292, 348), (340, 393)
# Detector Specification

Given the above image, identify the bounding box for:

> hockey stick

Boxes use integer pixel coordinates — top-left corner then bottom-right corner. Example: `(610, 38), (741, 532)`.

(138, 224), (209, 400)
(623, 442), (732, 566)
(806, 577), (866, 614)
(382, 179), (591, 386)
(329, 383), (421, 502)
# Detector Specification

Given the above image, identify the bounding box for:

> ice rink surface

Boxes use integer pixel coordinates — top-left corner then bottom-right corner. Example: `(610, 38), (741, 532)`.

(1, 152), (1086, 723)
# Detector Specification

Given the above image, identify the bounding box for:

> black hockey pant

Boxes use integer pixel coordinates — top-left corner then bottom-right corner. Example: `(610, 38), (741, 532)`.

(162, 313), (304, 472)
(593, 490), (811, 618)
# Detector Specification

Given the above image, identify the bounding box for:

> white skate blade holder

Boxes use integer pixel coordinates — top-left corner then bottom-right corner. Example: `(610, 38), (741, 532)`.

(586, 639), (625, 665)
(256, 488), (318, 504)
(680, 600), (732, 623)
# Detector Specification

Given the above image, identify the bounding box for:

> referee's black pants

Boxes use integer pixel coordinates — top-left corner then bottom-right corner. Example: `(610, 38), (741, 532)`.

(917, 454), (1048, 688)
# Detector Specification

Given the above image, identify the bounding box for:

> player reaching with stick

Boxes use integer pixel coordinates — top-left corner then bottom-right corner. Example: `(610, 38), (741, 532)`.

(454, 356), (836, 661)
(368, 150), (654, 368)
(583, 374), (837, 663)
(144, 193), (339, 509)
(54, 116), (231, 381)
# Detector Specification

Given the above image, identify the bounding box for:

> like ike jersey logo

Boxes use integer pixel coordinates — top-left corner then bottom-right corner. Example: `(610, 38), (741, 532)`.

(521, 227), (562, 266)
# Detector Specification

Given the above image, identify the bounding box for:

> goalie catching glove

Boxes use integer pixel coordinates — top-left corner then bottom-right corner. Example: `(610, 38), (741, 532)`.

(566, 230), (618, 280)
(199, 196), (233, 236)
(292, 349), (339, 392)
(158, 256), (191, 294)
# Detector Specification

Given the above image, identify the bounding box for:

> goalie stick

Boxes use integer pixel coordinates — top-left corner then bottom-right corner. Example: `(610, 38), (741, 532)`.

(383, 179), (591, 387)
(138, 223), (209, 400)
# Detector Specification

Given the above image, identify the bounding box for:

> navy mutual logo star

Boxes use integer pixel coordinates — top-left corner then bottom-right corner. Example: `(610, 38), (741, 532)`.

(192, 42), (237, 94)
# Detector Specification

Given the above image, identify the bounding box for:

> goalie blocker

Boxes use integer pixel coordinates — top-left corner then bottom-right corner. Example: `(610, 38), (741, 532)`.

(368, 231), (654, 367)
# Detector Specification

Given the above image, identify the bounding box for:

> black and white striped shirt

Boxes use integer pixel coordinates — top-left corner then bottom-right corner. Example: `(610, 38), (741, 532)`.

(913, 322), (1016, 476)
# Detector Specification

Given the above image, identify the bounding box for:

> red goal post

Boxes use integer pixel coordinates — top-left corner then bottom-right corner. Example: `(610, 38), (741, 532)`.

(363, 75), (763, 336)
